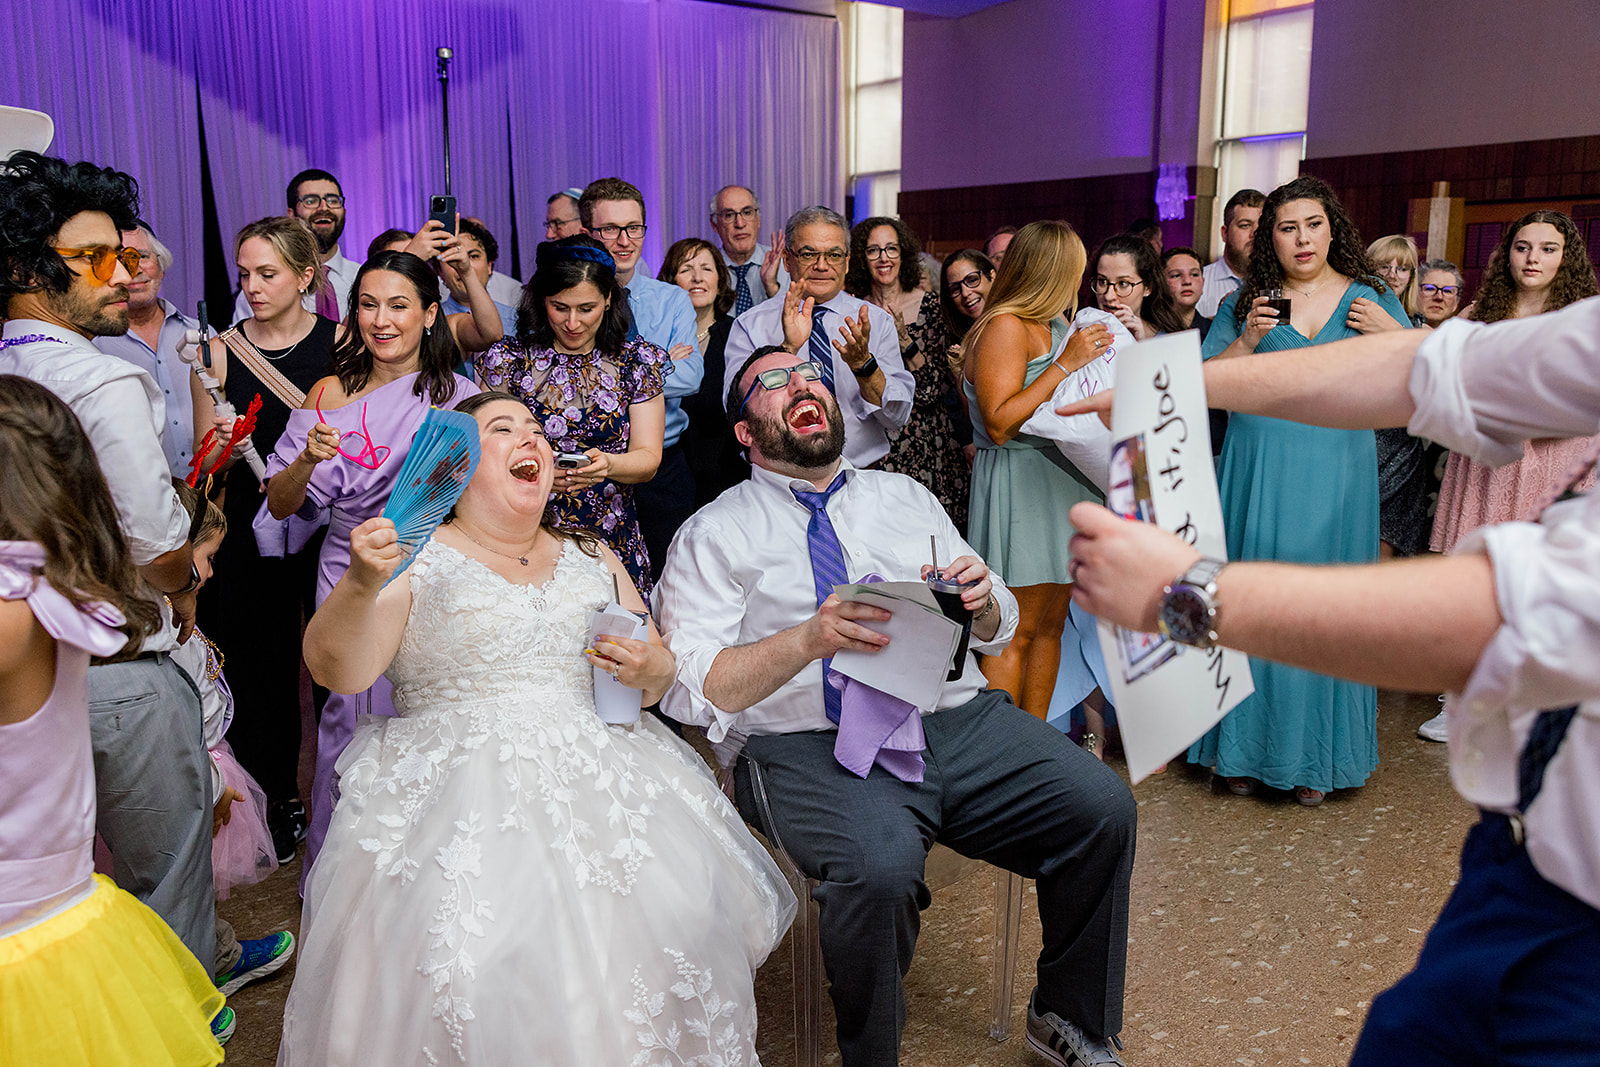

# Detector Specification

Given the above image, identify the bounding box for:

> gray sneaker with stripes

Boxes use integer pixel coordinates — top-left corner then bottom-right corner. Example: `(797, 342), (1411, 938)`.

(1025, 991), (1127, 1066)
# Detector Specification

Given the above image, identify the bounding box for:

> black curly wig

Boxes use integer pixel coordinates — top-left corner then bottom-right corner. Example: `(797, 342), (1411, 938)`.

(0, 151), (140, 303)
(1232, 175), (1383, 326)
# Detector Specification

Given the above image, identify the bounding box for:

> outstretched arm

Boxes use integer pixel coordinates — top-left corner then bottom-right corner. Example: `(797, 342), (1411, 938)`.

(1059, 327), (1423, 431)
(1065, 501), (1499, 693)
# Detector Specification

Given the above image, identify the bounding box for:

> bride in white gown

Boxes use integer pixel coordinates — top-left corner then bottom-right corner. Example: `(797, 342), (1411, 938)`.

(278, 392), (796, 1066)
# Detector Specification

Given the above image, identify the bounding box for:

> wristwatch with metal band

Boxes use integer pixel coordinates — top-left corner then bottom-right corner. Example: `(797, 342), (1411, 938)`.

(1158, 558), (1226, 649)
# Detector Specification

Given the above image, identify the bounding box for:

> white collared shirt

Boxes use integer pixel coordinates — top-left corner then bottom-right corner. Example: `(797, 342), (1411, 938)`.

(1, 320), (185, 654)
(654, 459), (1018, 765)
(1407, 295), (1600, 909)
(721, 290), (914, 468)
(1196, 257), (1242, 319)
(232, 245), (358, 323)
(94, 298), (201, 477)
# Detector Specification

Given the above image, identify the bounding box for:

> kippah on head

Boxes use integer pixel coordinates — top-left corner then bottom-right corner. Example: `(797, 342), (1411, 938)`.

(534, 239), (615, 274)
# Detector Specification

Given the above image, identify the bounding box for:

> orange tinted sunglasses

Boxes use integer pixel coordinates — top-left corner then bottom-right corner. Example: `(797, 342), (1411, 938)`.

(53, 245), (142, 285)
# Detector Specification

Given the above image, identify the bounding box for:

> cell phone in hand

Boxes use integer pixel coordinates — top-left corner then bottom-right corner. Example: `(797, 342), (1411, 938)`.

(555, 452), (589, 469)
(428, 195), (458, 234)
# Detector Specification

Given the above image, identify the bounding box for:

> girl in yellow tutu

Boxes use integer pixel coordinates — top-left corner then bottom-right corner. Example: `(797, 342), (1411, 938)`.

(0, 376), (225, 1066)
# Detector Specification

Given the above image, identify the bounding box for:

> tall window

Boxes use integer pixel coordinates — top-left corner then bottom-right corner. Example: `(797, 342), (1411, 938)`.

(842, 2), (902, 223)
(1215, 0), (1314, 222)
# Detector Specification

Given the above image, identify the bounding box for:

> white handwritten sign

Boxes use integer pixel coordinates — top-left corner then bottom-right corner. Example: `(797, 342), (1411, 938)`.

(1097, 331), (1253, 782)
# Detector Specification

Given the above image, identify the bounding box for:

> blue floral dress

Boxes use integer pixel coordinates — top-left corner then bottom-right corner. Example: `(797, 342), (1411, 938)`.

(475, 337), (667, 592)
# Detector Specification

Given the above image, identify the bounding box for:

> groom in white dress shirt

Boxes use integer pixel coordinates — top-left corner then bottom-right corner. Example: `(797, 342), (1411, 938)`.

(720, 206), (915, 470)
(655, 346), (1135, 1067)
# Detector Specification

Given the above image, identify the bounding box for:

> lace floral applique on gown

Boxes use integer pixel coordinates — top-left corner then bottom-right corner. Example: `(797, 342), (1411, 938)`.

(277, 539), (796, 1066)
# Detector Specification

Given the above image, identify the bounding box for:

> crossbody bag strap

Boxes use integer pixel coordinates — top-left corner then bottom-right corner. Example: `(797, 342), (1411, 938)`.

(218, 327), (308, 410)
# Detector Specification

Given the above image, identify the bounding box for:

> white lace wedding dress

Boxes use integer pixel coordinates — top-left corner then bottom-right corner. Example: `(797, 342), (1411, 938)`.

(278, 539), (796, 1066)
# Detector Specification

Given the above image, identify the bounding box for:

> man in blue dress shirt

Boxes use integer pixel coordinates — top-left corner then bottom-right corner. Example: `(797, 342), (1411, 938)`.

(580, 177), (704, 580)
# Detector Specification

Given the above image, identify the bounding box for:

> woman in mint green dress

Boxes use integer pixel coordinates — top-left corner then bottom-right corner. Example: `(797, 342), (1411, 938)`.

(961, 220), (1113, 721)
(1188, 176), (1411, 804)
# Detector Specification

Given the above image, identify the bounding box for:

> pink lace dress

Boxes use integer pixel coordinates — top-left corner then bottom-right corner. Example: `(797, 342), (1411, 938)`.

(1429, 436), (1598, 553)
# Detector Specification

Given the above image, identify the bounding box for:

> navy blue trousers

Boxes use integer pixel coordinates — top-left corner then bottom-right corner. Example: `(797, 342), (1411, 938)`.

(1351, 813), (1600, 1066)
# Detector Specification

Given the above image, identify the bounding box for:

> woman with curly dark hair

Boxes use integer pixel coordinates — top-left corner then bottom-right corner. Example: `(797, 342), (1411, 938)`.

(1189, 175), (1411, 806)
(475, 236), (667, 592)
(660, 238), (749, 503)
(845, 217), (971, 527)
(259, 249), (478, 878)
(1430, 211), (1600, 557)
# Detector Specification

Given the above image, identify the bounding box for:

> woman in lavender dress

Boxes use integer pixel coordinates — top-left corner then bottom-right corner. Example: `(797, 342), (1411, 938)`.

(257, 251), (477, 880)
(475, 237), (666, 592)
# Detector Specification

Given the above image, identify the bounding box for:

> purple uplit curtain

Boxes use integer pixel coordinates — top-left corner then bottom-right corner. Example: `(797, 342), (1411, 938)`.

(0, 0), (207, 307)
(189, 1), (519, 288)
(504, 0), (661, 273)
(3, 0), (839, 309)
(652, 1), (842, 263)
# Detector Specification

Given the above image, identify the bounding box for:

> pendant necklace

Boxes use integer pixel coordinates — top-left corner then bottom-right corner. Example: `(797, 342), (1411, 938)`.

(1287, 276), (1336, 298)
(451, 520), (535, 566)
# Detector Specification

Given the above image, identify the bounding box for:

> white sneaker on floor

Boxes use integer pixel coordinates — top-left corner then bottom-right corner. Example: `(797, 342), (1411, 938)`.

(1417, 709), (1448, 743)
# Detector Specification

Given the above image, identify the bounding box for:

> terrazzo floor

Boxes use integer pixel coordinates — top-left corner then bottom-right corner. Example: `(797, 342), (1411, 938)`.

(218, 690), (1470, 1066)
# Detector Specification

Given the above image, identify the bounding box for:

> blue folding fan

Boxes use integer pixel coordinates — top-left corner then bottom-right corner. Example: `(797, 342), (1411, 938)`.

(379, 407), (481, 588)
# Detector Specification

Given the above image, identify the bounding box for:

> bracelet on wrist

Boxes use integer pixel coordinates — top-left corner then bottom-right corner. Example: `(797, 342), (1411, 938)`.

(974, 594), (998, 621)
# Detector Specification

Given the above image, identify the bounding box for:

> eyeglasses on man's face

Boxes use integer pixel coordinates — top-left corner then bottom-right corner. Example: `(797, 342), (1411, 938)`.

(54, 245), (142, 285)
(1420, 283), (1461, 296)
(791, 248), (847, 268)
(738, 360), (824, 415)
(713, 207), (758, 224)
(865, 244), (901, 261)
(1091, 278), (1143, 296)
(296, 193), (345, 209)
(591, 223), (647, 241)
(946, 270), (986, 294)
(545, 215), (580, 232)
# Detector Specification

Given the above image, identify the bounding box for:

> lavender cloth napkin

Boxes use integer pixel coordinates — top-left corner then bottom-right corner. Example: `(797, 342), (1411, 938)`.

(827, 573), (927, 782)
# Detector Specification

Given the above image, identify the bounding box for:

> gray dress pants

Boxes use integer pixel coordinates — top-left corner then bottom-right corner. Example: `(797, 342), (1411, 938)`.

(734, 687), (1135, 1067)
(88, 654), (217, 972)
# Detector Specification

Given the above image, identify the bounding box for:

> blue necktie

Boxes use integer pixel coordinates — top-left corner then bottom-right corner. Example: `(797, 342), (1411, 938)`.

(622, 286), (640, 342)
(733, 264), (754, 317)
(792, 471), (850, 724)
(809, 306), (837, 396)
(1518, 705), (1578, 814)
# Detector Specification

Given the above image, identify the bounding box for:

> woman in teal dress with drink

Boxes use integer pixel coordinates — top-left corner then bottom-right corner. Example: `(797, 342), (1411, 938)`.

(1189, 176), (1411, 805)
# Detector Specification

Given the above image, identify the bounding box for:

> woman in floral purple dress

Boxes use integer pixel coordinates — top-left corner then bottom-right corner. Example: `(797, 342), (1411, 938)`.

(475, 238), (666, 591)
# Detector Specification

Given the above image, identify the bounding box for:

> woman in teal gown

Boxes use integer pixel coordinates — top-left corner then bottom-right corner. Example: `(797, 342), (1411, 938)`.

(1188, 176), (1411, 804)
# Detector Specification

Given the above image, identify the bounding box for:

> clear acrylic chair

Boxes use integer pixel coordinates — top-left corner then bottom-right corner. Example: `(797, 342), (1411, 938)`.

(741, 755), (1027, 1067)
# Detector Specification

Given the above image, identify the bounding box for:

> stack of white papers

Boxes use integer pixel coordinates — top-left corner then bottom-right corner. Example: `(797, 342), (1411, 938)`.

(829, 581), (961, 712)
